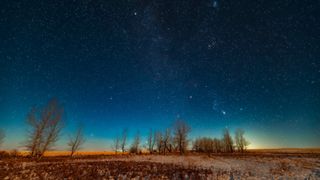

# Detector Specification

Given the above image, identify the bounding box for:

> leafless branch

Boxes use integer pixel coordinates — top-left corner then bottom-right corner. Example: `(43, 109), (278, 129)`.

(68, 126), (85, 157)
(25, 98), (64, 158)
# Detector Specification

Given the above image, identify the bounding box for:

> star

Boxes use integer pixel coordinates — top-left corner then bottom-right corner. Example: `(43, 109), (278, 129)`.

(212, 0), (218, 8)
(221, 110), (226, 115)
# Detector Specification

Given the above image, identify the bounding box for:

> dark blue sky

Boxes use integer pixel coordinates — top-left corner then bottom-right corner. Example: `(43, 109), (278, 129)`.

(0, 0), (319, 150)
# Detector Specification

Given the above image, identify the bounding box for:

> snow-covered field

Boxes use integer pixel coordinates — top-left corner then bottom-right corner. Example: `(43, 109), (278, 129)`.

(119, 154), (320, 179)
(1, 153), (320, 179)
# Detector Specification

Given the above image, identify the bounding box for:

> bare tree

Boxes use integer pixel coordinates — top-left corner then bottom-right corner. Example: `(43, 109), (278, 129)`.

(113, 135), (120, 155)
(26, 99), (64, 158)
(193, 137), (224, 154)
(26, 107), (45, 157)
(193, 138), (200, 152)
(120, 128), (128, 153)
(213, 138), (222, 153)
(234, 128), (249, 153)
(130, 131), (141, 154)
(193, 128), (249, 154)
(222, 128), (234, 153)
(155, 131), (163, 154)
(68, 126), (85, 157)
(163, 128), (172, 155)
(193, 137), (214, 154)
(173, 119), (191, 155)
(0, 129), (5, 148)
(170, 134), (178, 152)
(147, 129), (155, 154)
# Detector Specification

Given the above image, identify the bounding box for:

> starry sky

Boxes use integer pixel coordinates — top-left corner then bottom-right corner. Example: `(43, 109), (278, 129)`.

(0, 0), (319, 150)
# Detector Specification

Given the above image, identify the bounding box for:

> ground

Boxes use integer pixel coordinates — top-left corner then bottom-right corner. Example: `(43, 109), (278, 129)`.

(1, 150), (320, 179)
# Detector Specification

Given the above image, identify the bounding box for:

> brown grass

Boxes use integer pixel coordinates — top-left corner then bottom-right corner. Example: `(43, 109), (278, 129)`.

(5, 148), (320, 159)
(248, 148), (320, 154)
(0, 151), (319, 179)
(11, 151), (128, 157)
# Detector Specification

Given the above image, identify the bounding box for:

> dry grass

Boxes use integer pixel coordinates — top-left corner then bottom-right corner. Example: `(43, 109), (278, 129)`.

(12, 151), (128, 157)
(248, 148), (320, 154)
(1, 149), (319, 179)
(12, 148), (320, 157)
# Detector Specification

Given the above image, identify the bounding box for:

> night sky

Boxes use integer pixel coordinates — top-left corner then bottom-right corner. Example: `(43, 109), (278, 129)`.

(0, 0), (319, 150)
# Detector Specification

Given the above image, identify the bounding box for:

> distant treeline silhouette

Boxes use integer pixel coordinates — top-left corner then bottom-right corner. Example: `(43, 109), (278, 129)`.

(0, 99), (250, 158)
(193, 128), (249, 154)
(117, 120), (249, 155)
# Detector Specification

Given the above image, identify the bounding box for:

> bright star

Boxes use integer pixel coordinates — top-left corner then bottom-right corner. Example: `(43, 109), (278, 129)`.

(222, 110), (226, 115)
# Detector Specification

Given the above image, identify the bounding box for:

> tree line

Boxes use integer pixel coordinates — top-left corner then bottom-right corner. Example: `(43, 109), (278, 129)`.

(0, 99), (250, 158)
(113, 119), (191, 155)
(114, 121), (249, 155)
(193, 128), (249, 154)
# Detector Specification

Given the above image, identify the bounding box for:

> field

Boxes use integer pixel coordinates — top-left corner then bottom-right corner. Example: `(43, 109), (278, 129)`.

(1, 149), (320, 179)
